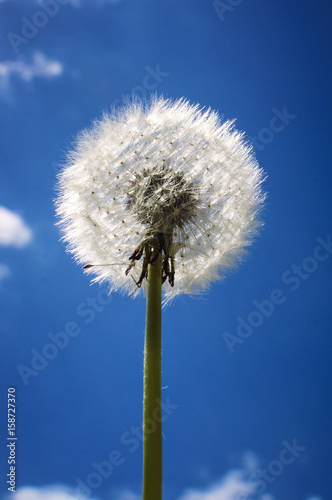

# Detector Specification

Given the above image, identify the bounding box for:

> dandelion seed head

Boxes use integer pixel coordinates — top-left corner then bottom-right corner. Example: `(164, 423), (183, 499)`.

(56, 96), (266, 302)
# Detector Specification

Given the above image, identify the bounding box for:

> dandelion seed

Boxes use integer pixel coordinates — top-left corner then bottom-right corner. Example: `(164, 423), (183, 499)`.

(56, 96), (266, 301)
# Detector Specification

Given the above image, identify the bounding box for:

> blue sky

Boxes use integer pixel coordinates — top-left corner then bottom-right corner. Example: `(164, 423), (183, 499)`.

(0, 1), (332, 499)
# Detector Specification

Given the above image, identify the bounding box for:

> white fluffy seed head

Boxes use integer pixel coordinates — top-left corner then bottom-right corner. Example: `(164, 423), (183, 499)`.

(56, 96), (266, 302)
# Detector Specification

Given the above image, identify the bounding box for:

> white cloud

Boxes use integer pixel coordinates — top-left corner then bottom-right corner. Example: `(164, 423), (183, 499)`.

(70, 0), (123, 7)
(68, 0), (82, 6)
(0, 206), (33, 248)
(4, 485), (97, 500)
(0, 264), (11, 281)
(113, 492), (141, 500)
(0, 0), (121, 4)
(178, 470), (256, 500)
(2, 476), (323, 500)
(0, 0), (120, 6)
(0, 51), (63, 93)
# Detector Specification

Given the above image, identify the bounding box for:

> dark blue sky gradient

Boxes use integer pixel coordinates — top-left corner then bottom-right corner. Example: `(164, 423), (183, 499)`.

(0, 1), (332, 499)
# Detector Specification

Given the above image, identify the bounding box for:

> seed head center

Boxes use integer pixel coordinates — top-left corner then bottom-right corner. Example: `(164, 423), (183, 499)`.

(126, 166), (198, 233)
(125, 165), (199, 289)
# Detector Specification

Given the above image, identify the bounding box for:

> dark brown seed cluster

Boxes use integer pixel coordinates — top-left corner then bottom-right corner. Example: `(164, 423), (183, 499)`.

(126, 166), (198, 231)
(125, 166), (199, 289)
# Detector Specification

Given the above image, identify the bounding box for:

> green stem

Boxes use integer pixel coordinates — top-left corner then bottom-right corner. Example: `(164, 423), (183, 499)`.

(142, 253), (163, 500)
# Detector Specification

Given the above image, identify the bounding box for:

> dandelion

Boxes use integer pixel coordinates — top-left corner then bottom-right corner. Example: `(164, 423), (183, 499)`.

(56, 97), (265, 302)
(56, 96), (266, 500)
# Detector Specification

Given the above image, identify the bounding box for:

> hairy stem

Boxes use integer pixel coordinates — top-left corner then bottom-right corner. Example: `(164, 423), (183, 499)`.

(142, 252), (163, 500)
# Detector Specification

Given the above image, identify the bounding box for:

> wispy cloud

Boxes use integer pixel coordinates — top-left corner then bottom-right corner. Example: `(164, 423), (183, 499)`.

(113, 492), (141, 500)
(178, 470), (257, 500)
(61, 0), (123, 7)
(0, 206), (33, 248)
(0, 51), (63, 95)
(4, 485), (98, 500)
(0, 0), (121, 6)
(67, 0), (82, 7)
(0, 264), (11, 282)
(3, 474), (323, 500)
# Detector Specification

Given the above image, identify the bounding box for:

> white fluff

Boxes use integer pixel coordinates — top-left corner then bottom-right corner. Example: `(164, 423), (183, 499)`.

(56, 96), (266, 301)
